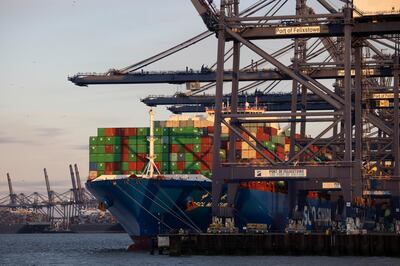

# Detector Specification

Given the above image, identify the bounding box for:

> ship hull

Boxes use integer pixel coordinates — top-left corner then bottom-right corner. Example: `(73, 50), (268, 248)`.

(87, 177), (332, 239)
(0, 223), (51, 234)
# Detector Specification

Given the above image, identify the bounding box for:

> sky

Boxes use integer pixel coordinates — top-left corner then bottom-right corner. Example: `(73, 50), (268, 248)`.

(0, 0), (397, 196)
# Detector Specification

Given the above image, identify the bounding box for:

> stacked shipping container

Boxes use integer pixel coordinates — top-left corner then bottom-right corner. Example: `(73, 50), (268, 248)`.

(89, 121), (330, 178)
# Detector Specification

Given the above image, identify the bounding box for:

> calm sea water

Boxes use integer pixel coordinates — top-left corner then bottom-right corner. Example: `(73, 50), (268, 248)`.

(0, 233), (399, 266)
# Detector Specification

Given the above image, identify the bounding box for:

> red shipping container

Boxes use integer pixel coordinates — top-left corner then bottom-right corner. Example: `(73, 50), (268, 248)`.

(122, 128), (137, 136)
(137, 153), (147, 162)
(105, 163), (112, 171)
(177, 161), (185, 170)
(270, 127), (278, 135)
(122, 145), (130, 154)
(106, 162), (120, 171)
(171, 144), (179, 153)
(105, 171), (113, 175)
(260, 150), (274, 160)
(242, 132), (250, 140)
(122, 137), (129, 145)
(201, 145), (212, 153)
(200, 162), (211, 170)
(201, 137), (213, 145)
(201, 153), (212, 162)
(235, 141), (242, 150)
(105, 128), (116, 137)
(155, 162), (161, 170)
(137, 161), (145, 171)
(122, 154), (129, 161)
(105, 145), (114, 153)
(128, 162), (136, 170)
(184, 144), (194, 152)
(207, 126), (214, 134)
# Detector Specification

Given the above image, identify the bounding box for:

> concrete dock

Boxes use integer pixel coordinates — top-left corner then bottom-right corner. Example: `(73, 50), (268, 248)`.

(159, 233), (400, 257)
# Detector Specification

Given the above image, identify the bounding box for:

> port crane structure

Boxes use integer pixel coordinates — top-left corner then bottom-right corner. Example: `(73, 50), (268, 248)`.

(0, 165), (98, 230)
(69, 0), (400, 229)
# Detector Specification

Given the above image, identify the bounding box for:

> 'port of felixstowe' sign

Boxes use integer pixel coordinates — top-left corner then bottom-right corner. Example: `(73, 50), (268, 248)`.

(275, 26), (320, 35)
(371, 93), (400, 99)
(255, 169), (307, 178)
(322, 182), (341, 189)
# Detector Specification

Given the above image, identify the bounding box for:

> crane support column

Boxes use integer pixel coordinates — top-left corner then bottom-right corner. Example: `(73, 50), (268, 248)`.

(393, 54), (400, 207)
(353, 43), (363, 198)
(342, 7), (353, 207)
(212, 0), (226, 220)
(227, 0), (240, 220)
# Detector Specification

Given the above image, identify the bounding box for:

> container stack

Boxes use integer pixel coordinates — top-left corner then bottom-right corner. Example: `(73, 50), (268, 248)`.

(88, 120), (329, 179)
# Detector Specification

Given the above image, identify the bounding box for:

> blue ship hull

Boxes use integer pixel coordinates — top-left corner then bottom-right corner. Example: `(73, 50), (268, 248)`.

(86, 177), (332, 238)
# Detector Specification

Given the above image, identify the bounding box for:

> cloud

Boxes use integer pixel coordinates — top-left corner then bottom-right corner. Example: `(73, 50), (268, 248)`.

(35, 127), (65, 137)
(0, 136), (39, 145)
(71, 144), (88, 150)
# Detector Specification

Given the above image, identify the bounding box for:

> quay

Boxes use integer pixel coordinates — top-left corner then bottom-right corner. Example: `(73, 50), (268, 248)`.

(157, 233), (400, 257)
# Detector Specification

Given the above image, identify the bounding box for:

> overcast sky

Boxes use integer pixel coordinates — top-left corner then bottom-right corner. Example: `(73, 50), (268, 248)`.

(0, 0), (398, 195)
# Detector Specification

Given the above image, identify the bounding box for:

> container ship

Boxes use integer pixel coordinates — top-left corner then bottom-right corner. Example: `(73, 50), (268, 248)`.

(86, 107), (334, 246)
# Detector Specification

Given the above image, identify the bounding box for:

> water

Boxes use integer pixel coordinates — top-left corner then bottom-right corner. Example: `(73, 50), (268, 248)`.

(0, 233), (399, 266)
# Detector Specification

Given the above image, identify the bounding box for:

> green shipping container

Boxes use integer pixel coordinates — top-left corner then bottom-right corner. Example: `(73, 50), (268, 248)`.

(127, 137), (137, 145)
(97, 128), (106, 136)
(193, 144), (201, 153)
(97, 145), (106, 154)
(154, 144), (169, 153)
(128, 145), (137, 153)
(89, 146), (97, 154)
(97, 162), (106, 171)
(170, 162), (178, 170)
(89, 154), (98, 162)
(137, 128), (149, 136)
(136, 137), (148, 146)
(185, 161), (200, 170)
(127, 154), (137, 162)
(137, 145), (148, 153)
(161, 162), (169, 172)
(201, 170), (211, 177)
(122, 162), (129, 171)
(184, 153), (194, 162)
(89, 136), (98, 145)
(105, 137), (121, 145)
(114, 145), (121, 153)
(154, 153), (169, 162)
(154, 127), (170, 136)
(104, 154), (121, 162)
(98, 137), (106, 145)
(271, 135), (285, 145)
